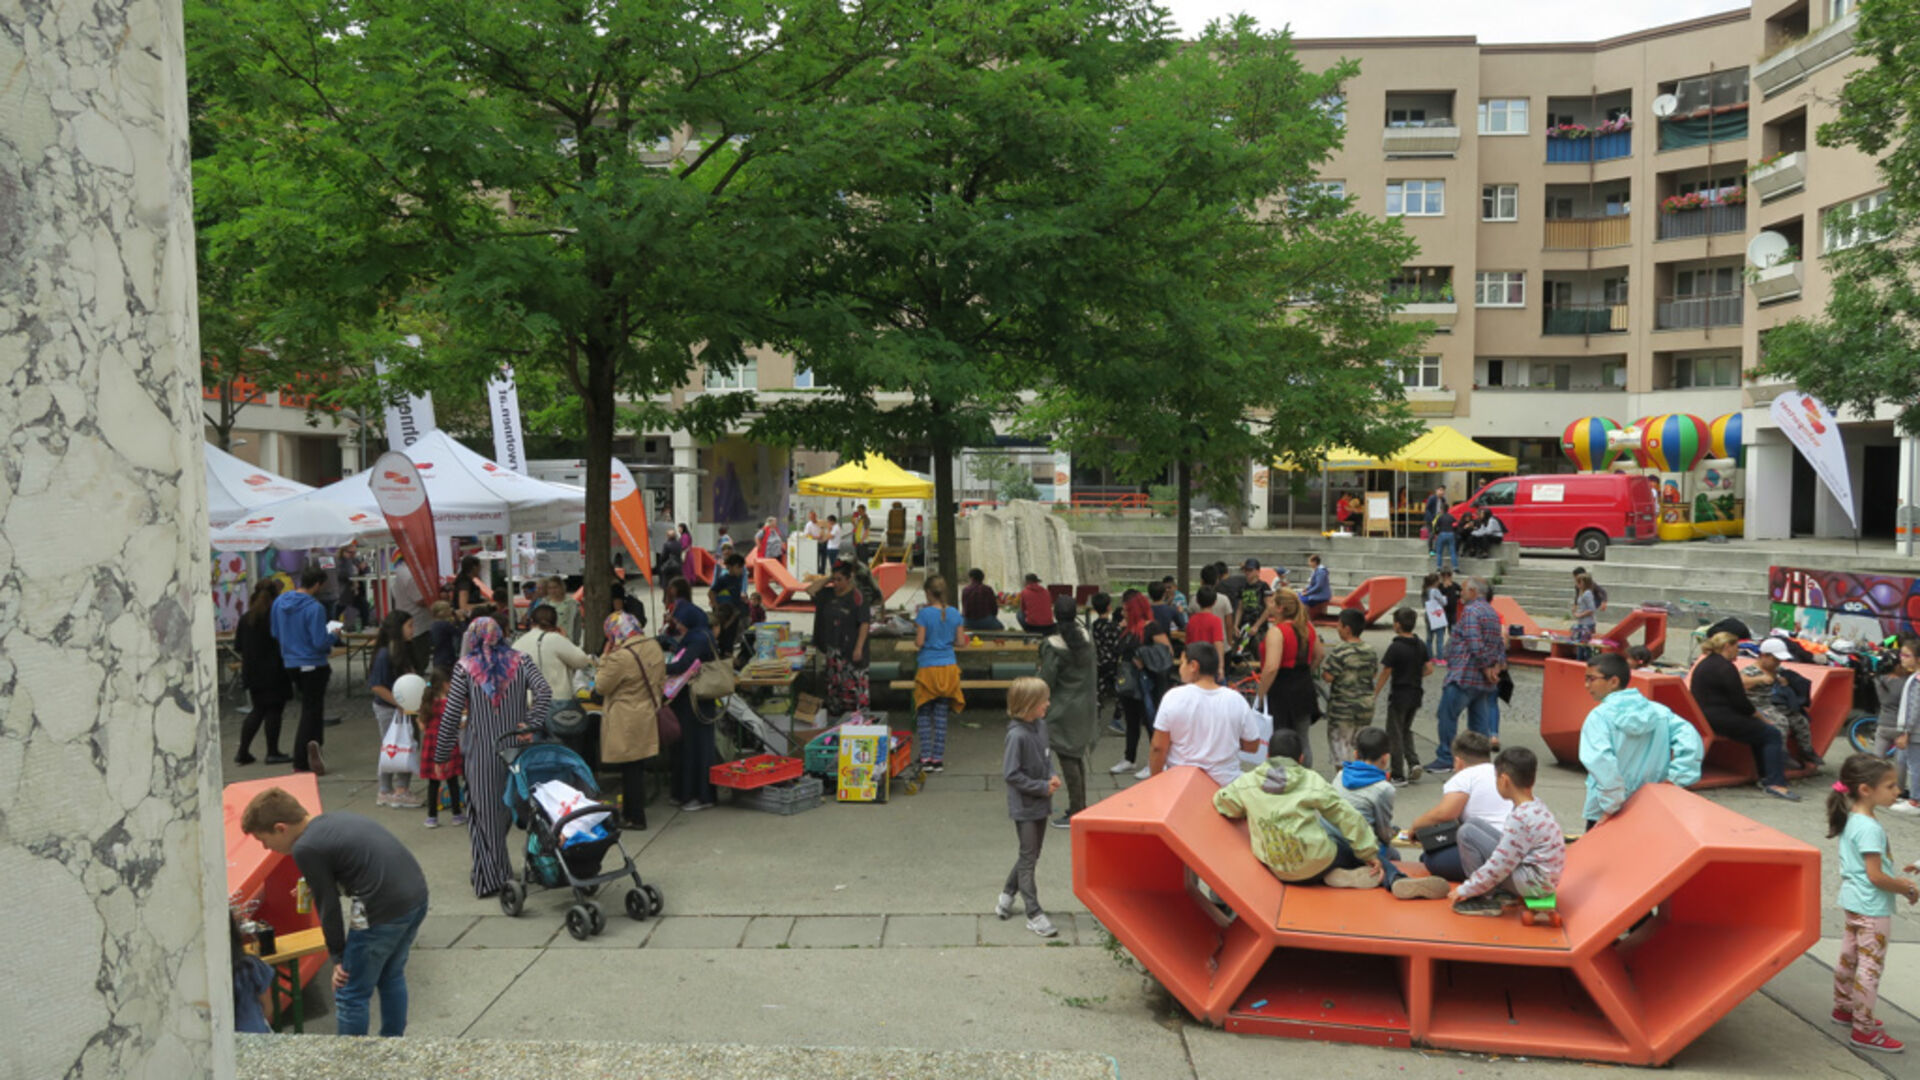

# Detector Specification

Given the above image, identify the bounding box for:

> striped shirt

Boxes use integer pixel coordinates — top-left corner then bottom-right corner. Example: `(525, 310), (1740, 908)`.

(433, 658), (553, 762)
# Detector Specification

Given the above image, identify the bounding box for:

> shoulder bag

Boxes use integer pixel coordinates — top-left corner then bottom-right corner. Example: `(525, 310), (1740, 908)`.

(690, 656), (737, 702)
(626, 642), (679, 745)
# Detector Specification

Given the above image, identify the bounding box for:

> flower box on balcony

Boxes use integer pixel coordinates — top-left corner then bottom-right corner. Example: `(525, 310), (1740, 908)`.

(1754, 11), (1859, 97)
(1383, 123), (1461, 157)
(1395, 301), (1458, 331)
(1749, 260), (1803, 302)
(1749, 151), (1806, 200)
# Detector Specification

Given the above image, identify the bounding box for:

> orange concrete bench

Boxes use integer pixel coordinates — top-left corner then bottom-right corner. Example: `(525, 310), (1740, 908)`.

(1310, 576), (1408, 627)
(753, 558), (817, 612)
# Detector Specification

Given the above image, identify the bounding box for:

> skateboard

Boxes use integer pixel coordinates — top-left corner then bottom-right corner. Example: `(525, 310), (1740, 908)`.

(1522, 893), (1561, 927)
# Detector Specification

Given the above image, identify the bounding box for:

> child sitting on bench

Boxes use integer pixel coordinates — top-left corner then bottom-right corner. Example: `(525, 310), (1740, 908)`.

(1396, 747), (1566, 916)
(1214, 729), (1402, 890)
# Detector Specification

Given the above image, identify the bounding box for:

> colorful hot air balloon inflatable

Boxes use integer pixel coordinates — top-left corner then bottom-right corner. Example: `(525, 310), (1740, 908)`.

(1560, 416), (1621, 471)
(1709, 412), (1744, 467)
(1640, 413), (1710, 472)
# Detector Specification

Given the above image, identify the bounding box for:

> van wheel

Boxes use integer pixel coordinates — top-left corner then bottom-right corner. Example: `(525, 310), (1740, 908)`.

(1575, 531), (1608, 560)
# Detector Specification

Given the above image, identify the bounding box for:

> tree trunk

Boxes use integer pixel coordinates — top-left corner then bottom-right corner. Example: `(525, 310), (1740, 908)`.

(1175, 459), (1192, 597)
(933, 435), (959, 588)
(580, 345), (616, 654)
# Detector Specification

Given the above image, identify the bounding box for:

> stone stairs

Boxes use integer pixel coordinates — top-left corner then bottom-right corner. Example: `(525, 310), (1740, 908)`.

(1077, 533), (1504, 609)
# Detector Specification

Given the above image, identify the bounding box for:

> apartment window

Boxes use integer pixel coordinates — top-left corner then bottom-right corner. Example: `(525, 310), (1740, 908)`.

(1387, 180), (1445, 216)
(1823, 190), (1891, 253)
(1604, 191), (1630, 216)
(1317, 180), (1347, 200)
(1530, 362), (1573, 391)
(1317, 94), (1347, 129)
(1601, 360), (1626, 388)
(1674, 354), (1740, 388)
(1387, 107), (1427, 128)
(1400, 355), (1443, 389)
(1475, 271), (1526, 307)
(1830, 0), (1851, 18)
(1481, 184), (1518, 221)
(1676, 267), (1739, 296)
(705, 358), (758, 391)
(792, 366), (815, 390)
(1547, 196), (1575, 220)
(1477, 99), (1529, 135)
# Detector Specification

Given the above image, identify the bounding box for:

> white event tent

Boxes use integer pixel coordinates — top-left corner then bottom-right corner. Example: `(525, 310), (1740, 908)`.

(312, 429), (587, 535)
(210, 496), (394, 552)
(204, 443), (315, 529)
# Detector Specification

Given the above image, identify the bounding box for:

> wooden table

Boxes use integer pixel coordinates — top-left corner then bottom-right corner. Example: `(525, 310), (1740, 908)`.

(331, 630), (379, 694)
(259, 927), (329, 1033)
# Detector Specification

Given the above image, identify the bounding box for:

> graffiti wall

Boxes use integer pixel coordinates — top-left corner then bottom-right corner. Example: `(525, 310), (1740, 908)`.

(1769, 566), (1920, 640)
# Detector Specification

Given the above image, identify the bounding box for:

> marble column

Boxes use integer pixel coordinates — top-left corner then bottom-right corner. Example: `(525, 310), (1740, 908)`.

(0, 1), (231, 1078)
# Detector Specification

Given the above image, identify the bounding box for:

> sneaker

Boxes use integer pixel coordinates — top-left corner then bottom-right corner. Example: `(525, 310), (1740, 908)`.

(391, 791), (425, 809)
(1107, 720), (1125, 735)
(1026, 913), (1059, 938)
(1133, 766), (1150, 780)
(451, 814), (468, 826)
(1852, 1028), (1905, 1053)
(1490, 889), (1524, 909)
(1324, 866), (1381, 889)
(1391, 777), (1410, 788)
(1108, 759), (1137, 774)
(927, 761), (944, 773)
(374, 793), (396, 808)
(681, 800), (714, 813)
(1761, 785), (1803, 802)
(1391, 876), (1452, 900)
(1887, 800), (1920, 816)
(995, 892), (1016, 920)
(234, 751), (257, 766)
(1051, 813), (1073, 829)
(1423, 760), (1453, 775)
(423, 816), (440, 829)
(306, 741), (327, 776)
(1831, 1008), (1855, 1026)
(263, 752), (293, 765)
(1452, 895), (1506, 918)
(1407, 764), (1424, 783)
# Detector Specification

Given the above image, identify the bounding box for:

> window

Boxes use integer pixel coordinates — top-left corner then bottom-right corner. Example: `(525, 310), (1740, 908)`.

(1603, 278), (1629, 306)
(1830, 0), (1851, 18)
(1673, 354), (1740, 388)
(1475, 272), (1526, 307)
(1604, 191), (1630, 216)
(1530, 362), (1573, 391)
(1478, 98), (1529, 135)
(1675, 267), (1739, 296)
(1481, 184), (1518, 221)
(1547, 196), (1575, 220)
(1600, 360), (1626, 388)
(1316, 180), (1346, 200)
(1478, 481), (1518, 507)
(1387, 107), (1427, 128)
(792, 366), (815, 390)
(1387, 180), (1444, 216)
(1399, 355), (1443, 389)
(1823, 190), (1891, 253)
(1317, 94), (1347, 129)
(705, 358), (758, 391)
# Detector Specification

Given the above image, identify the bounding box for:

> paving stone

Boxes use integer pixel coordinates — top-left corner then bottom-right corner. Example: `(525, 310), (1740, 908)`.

(979, 911), (1065, 947)
(787, 915), (885, 948)
(882, 914), (977, 948)
(643, 916), (750, 949)
(454, 916), (560, 949)
(548, 908), (656, 948)
(740, 915), (794, 949)
(413, 915), (478, 950)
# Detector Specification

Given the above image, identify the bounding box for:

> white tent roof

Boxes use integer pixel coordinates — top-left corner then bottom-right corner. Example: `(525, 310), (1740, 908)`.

(211, 496), (395, 552)
(315, 429), (587, 535)
(205, 444), (315, 529)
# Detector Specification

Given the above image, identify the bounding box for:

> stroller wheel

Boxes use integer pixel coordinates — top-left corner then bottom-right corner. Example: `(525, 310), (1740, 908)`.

(565, 904), (593, 941)
(643, 883), (664, 917)
(586, 901), (606, 936)
(625, 888), (649, 922)
(499, 881), (526, 917)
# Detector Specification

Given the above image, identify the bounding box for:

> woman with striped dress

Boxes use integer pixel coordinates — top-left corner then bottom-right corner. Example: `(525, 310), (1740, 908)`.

(434, 619), (553, 898)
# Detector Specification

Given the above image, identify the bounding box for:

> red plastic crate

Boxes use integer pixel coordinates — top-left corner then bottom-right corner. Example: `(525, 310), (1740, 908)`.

(710, 754), (805, 790)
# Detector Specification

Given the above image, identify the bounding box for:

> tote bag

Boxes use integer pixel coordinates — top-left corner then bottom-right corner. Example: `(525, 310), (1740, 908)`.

(379, 714), (418, 775)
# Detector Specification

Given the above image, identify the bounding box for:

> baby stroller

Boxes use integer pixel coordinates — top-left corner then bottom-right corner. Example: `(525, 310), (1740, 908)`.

(495, 731), (664, 939)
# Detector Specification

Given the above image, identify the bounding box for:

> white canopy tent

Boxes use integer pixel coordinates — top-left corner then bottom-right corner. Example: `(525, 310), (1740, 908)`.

(312, 429), (587, 534)
(210, 496), (394, 552)
(204, 443), (315, 529)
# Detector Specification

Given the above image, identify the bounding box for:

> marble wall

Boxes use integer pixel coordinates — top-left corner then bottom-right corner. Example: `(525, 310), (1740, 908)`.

(971, 500), (1088, 592)
(0, 0), (231, 1077)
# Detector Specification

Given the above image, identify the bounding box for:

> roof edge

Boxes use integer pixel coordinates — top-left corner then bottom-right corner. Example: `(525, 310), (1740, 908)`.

(1293, 7), (1749, 53)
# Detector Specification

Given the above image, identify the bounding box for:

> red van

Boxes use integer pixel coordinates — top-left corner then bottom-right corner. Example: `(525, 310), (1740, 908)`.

(1453, 474), (1658, 559)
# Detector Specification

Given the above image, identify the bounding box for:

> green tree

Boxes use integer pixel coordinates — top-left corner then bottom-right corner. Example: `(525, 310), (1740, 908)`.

(188, 0), (890, 646)
(1753, 0), (1920, 435)
(1022, 18), (1426, 591)
(971, 454), (1041, 505)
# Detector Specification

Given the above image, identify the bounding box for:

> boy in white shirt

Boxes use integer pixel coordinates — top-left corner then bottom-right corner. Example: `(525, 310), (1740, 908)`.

(1149, 643), (1263, 787)
(1397, 731), (1505, 887)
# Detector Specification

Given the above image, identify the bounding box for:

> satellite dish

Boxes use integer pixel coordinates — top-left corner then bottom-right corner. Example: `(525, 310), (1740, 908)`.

(1747, 231), (1791, 269)
(1651, 94), (1680, 119)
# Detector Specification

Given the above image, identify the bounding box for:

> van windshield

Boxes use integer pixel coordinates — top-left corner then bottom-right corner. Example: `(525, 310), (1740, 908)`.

(1479, 481), (1518, 507)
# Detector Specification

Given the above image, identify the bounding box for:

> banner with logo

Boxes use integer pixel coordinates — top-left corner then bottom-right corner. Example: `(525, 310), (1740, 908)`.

(1770, 391), (1857, 530)
(609, 457), (655, 585)
(370, 452), (441, 605)
(378, 340), (437, 450)
(486, 366), (539, 579)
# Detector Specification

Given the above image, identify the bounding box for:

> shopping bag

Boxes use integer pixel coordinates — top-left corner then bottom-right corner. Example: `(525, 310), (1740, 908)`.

(379, 715), (417, 775)
(1239, 693), (1274, 770)
(531, 779), (610, 846)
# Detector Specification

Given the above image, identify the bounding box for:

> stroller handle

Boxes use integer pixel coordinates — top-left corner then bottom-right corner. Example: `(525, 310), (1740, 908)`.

(493, 725), (547, 765)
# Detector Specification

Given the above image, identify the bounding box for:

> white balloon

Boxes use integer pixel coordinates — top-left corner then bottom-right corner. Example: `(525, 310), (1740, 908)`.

(393, 673), (429, 713)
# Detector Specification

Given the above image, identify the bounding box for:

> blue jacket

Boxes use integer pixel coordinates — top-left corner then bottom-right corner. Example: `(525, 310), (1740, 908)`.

(1300, 566), (1332, 606)
(270, 590), (338, 669)
(1579, 688), (1703, 824)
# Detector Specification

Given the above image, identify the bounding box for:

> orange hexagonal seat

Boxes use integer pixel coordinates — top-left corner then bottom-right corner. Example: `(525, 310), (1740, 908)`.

(1073, 769), (1817, 1064)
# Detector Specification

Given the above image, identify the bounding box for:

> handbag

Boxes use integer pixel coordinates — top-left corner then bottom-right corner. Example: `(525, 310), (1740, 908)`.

(1137, 641), (1177, 681)
(626, 644), (680, 745)
(690, 658), (737, 701)
(379, 713), (418, 775)
(1414, 820), (1459, 854)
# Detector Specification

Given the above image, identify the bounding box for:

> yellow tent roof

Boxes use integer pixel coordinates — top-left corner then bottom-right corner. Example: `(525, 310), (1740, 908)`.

(1386, 426), (1517, 473)
(1273, 446), (1381, 471)
(797, 454), (935, 499)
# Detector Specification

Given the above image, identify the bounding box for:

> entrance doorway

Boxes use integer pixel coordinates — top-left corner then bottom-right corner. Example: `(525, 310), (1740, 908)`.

(1790, 451), (1815, 537)
(1864, 444), (1899, 538)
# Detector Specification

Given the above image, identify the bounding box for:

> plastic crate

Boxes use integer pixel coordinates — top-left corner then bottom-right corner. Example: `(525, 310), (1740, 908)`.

(710, 754), (805, 791)
(728, 775), (823, 815)
(801, 718), (892, 776)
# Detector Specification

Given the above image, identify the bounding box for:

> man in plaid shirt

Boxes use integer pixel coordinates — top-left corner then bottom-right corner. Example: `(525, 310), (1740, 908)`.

(1427, 577), (1506, 773)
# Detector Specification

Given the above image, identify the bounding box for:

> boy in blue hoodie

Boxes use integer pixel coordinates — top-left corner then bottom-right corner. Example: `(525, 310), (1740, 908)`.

(1337, 727), (1398, 850)
(1578, 653), (1703, 831)
(272, 567), (344, 775)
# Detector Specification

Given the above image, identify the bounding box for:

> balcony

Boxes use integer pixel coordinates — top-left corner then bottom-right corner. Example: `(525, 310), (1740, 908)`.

(1754, 11), (1859, 97)
(1749, 151), (1806, 200)
(1393, 301), (1458, 331)
(1406, 388), (1458, 417)
(1544, 214), (1632, 251)
(1546, 130), (1632, 163)
(1657, 202), (1747, 240)
(1656, 292), (1743, 330)
(1750, 260), (1804, 302)
(1383, 121), (1461, 157)
(1543, 305), (1629, 335)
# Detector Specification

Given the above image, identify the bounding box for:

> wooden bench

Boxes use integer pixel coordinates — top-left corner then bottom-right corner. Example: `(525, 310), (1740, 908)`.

(888, 679), (1016, 692)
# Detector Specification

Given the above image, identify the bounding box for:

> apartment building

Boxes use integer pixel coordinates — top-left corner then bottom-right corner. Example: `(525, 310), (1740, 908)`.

(1287, 4), (1916, 544)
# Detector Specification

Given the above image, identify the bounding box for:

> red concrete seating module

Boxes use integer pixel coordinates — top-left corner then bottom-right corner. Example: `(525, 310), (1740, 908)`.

(753, 558), (816, 613)
(871, 561), (908, 605)
(1310, 576), (1408, 627)
(225, 773), (326, 996)
(1073, 768), (1817, 1065)
(1539, 656), (1853, 787)
(684, 547), (716, 586)
(1596, 608), (1667, 662)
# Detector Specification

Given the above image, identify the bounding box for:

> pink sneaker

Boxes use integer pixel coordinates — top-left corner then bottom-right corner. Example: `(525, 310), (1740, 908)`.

(1853, 1028), (1904, 1053)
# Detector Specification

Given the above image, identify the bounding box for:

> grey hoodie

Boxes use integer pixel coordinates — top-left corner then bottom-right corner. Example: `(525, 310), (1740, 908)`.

(1004, 718), (1054, 821)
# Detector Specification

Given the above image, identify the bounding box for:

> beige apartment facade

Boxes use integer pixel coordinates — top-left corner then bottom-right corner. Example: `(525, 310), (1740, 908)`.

(1290, 5), (1917, 545)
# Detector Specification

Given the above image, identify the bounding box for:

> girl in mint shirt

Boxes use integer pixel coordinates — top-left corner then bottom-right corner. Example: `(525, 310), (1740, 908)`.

(1830, 753), (1920, 1054)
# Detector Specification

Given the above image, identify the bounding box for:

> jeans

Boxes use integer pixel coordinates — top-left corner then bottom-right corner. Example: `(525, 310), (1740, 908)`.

(963, 616), (1004, 632)
(334, 901), (428, 1036)
(1874, 728), (1917, 795)
(1710, 711), (1788, 788)
(1432, 682), (1498, 767)
(1004, 819), (1047, 918)
(1419, 819), (1498, 883)
(1434, 532), (1458, 570)
(1320, 819), (1400, 888)
(1426, 626), (1448, 660)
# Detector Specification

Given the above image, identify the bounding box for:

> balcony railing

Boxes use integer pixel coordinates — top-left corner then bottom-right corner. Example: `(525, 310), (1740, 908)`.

(1542, 304), (1629, 335)
(1750, 260), (1804, 302)
(1656, 292), (1743, 330)
(1544, 214), (1632, 251)
(1754, 10), (1859, 97)
(1546, 130), (1631, 163)
(1657, 203), (1747, 240)
(1383, 121), (1461, 156)
(1749, 151), (1806, 201)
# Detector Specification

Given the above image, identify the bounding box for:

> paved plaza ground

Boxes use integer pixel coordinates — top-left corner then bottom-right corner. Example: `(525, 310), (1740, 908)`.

(223, 612), (1920, 1078)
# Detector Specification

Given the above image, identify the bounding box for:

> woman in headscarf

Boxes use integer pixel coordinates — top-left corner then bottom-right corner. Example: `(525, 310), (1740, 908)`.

(665, 601), (720, 811)
(1039, 593), (1098, 827)
(434, 619), (554, 897)
(596, 612), (669, 829)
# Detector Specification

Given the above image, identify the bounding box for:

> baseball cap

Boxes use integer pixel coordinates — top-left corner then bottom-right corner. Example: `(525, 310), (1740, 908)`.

(1758, 639), (1792, 660)
(1242, 558), (1260, 571)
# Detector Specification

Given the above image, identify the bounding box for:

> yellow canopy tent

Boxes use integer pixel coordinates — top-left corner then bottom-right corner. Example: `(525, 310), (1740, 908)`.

(1386, 426), (1517, 473)
(797, 454), (935, 499)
